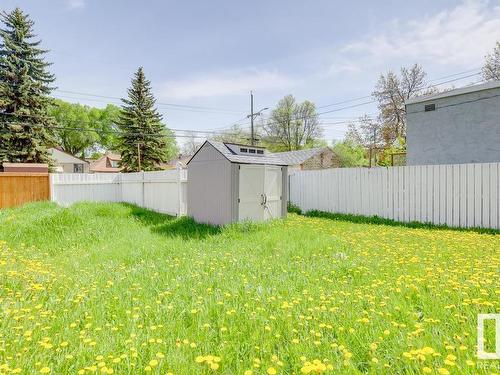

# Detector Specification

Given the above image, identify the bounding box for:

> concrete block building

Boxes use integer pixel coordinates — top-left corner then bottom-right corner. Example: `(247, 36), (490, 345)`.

(406, 80), (500, 165)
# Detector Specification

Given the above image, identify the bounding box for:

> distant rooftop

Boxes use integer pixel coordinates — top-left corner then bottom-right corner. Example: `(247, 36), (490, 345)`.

(272, 148), (327, 166)
(405, 80), (500, 105)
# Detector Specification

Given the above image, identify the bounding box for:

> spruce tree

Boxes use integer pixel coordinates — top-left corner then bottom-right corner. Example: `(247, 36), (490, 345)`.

(0, 8), (56, 164)
(117, 67), (173, 172)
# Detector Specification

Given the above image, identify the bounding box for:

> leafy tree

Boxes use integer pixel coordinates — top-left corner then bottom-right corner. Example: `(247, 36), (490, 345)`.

(482, 41), (500, 81)
(345, 115), (384, 148)
(377, 138), (407, 166)
(181, 133), (202, 155)
(49, 99), (120, 157)
(372, 64), (433, 145)
(0, 8), (56, 164)
(263, 95), (322, 151)
(331, 140), (367, 167)
(117, 67), (177, 172)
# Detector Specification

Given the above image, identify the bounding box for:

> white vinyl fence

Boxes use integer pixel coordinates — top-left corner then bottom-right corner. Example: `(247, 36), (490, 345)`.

(289, 163), (500, 230)
(50, 169), (187, 216)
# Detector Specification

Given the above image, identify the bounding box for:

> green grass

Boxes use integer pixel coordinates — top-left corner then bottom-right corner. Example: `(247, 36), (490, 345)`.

(0, 202), (498, 375)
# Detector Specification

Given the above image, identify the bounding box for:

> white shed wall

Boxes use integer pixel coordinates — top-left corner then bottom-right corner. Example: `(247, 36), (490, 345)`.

(187, 143), (233, 225)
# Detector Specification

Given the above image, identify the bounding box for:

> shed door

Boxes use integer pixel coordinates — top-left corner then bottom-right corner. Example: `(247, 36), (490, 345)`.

(263, 166), (282, 220)
(238, 165), (282, 221)
(238, 165), (265, 221)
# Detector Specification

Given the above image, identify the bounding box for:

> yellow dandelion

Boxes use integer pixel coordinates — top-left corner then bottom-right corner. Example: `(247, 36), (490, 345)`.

(210, 363), (219, 370)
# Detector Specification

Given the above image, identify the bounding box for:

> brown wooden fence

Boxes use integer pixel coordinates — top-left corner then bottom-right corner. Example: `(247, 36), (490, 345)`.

(0, 173), (50, 209)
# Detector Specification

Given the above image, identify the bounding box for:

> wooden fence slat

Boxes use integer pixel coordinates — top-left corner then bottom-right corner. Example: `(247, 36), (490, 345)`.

(0, 173), (50, 209)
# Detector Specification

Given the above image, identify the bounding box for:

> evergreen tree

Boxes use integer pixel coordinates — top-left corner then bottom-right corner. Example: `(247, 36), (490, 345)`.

(0, 8), (56, 164)
(117, 67), (175, 172)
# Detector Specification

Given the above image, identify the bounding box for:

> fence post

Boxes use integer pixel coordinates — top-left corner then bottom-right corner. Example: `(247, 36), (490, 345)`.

(49, 174), (54, 202)
(176, 164), (182, 217)
(141, 171), (145, 208)
(116, 173), (122, 203)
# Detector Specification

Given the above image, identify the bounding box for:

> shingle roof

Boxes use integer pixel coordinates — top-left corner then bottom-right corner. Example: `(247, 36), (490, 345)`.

(188, 140), (287, 165)
(89, 153), (123, 173)
(272, 148), (327, 166)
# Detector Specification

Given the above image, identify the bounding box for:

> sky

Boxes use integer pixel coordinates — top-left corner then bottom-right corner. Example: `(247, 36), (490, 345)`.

(3, 0), (500, 148)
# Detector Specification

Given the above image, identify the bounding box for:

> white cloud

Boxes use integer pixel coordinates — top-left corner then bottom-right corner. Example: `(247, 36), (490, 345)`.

(66, 0), (85, 9)
(333, 0), (500, 71)
(160, 69), (297, 100)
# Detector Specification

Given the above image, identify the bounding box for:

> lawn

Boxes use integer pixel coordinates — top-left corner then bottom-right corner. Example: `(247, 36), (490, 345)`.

(0, 202), (498, 375)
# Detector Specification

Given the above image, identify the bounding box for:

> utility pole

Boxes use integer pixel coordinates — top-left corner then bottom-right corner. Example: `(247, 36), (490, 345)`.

(246, 91), (268, 146)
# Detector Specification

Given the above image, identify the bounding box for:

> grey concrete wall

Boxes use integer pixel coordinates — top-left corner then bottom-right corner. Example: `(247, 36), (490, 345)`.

(187, 143), (233, 226)
(407, 87), (500, 165)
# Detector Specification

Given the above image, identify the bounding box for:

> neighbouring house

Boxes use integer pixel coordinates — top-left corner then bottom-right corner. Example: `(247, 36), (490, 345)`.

(187, 140), (287, 225)
(271, 147), (339, 172)
(89, 153), (122, 173)
(49, 147), (90, 173)
(167, 154), (193, 169)
(406, 80), (500, 165)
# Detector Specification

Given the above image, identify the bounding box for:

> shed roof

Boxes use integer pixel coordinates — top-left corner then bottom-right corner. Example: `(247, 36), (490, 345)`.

(187, 140), (286, 165)
(405, 80), (500, 105)
(272, 147), (329, 166)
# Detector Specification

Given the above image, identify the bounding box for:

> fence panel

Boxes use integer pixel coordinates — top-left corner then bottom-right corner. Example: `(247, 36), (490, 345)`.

(0, 173), (50, 208)
(289, 162), (500, 230)
(50, 169), (187, 216)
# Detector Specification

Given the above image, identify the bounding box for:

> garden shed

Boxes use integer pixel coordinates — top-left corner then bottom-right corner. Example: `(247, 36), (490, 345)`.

(187, 140), (287, 225)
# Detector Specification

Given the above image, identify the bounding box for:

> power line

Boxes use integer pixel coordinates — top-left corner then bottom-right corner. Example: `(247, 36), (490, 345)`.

(56, 89), (246, 113)
(261, 72), (486, 129)
(315, 68), (483, 110)
(0, 112), (247, 137)
(52, 92), (245, 115)
(0, 121), (215, 139)
(47, 67), (486, 134)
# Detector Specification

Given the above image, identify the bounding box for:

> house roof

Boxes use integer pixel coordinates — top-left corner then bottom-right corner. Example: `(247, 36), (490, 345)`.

(49, 147), (89, 164)
(168, 154), (193, 167)
(272, 147), (329, 166)
(89, 153), (122, 173)
(405, 80), (500, 105)
(188, 140), (286, 165)
(107, 153), (121, 161)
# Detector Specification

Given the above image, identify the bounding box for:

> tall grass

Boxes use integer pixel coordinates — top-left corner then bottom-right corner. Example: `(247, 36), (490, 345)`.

(0, 202), (498, 374)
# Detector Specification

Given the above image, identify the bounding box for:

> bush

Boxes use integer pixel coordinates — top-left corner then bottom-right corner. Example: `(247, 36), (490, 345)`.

(287, 202), (302, 215)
